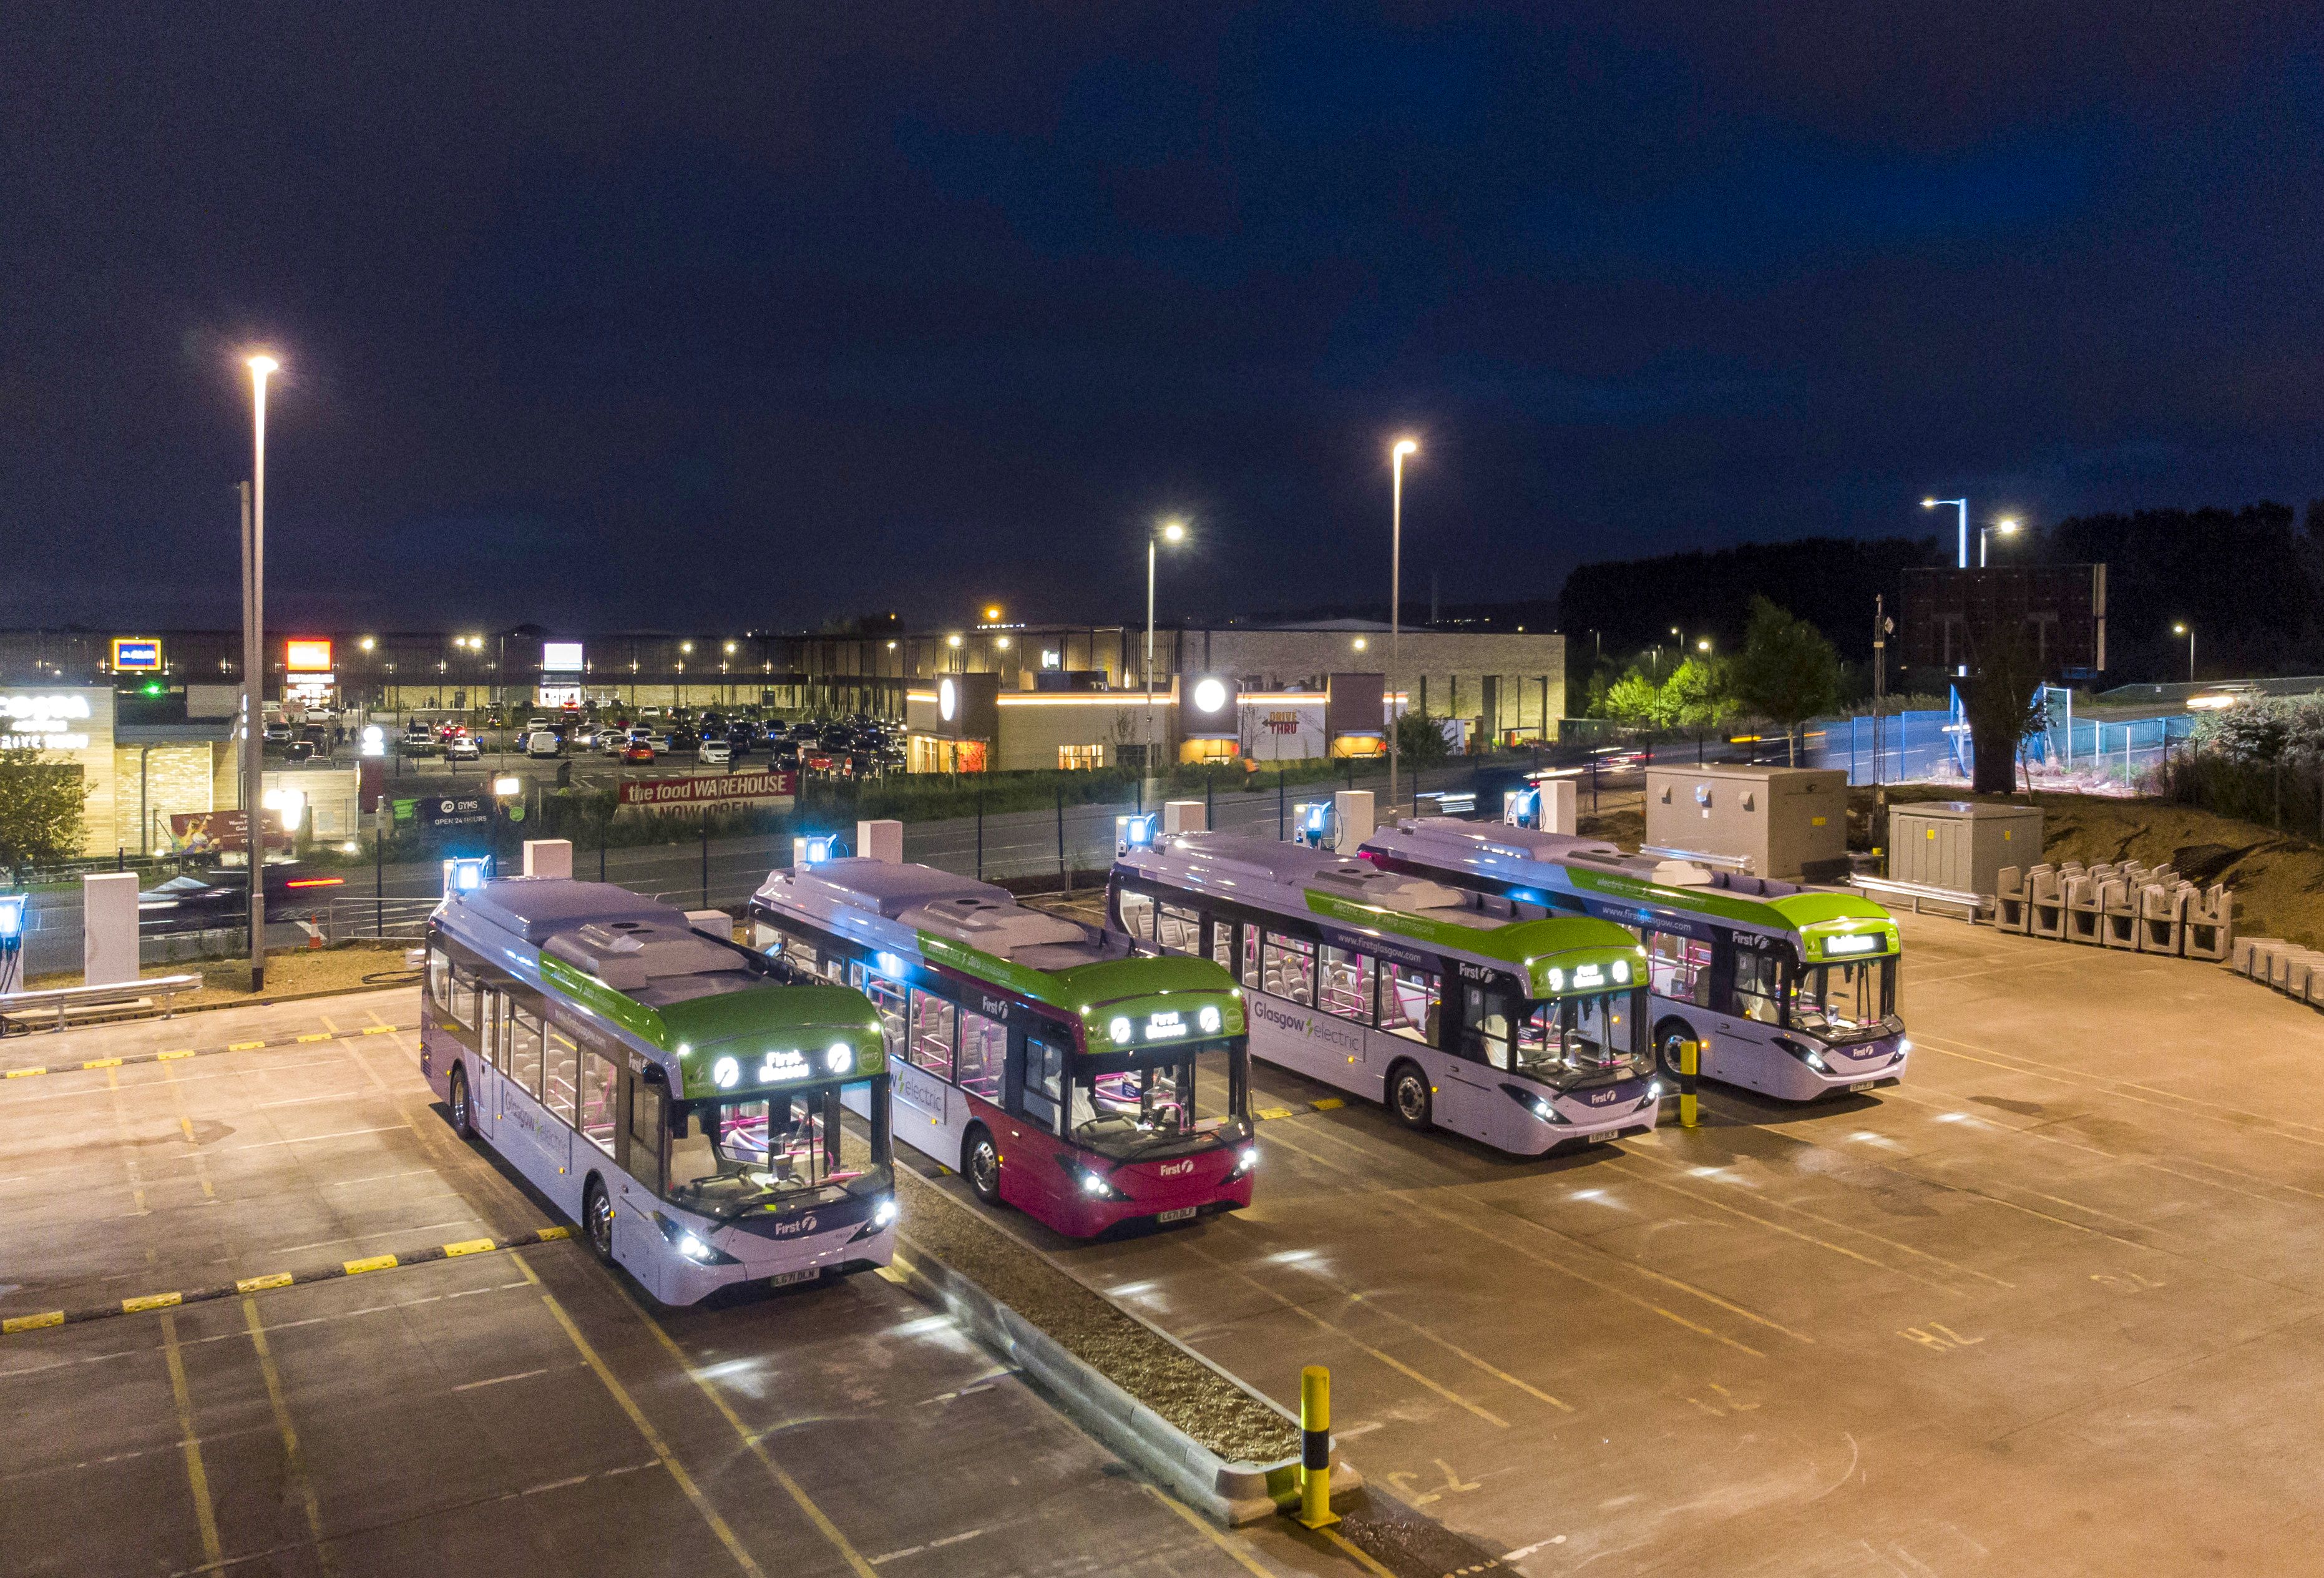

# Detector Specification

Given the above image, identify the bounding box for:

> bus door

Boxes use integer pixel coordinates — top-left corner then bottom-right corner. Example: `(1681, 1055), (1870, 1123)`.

(998, 1029), (1073, 1220)
(1438, 982), (1507, 1141)
(472, 989), (502, 1144)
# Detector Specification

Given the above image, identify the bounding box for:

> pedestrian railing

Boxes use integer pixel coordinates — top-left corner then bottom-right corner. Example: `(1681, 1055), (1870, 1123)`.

(0, 974), (204, 1032)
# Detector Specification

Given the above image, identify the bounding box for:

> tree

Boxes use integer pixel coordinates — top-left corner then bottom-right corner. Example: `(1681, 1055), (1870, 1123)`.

(1599, 670), (1662, 727)
(1662, 655), (1739, 758)
(0, 748), (87, 876)
(1958, 622), (2051, 795)
(1729, 597), (1842, 765)
(1395, 709), (1453, 770)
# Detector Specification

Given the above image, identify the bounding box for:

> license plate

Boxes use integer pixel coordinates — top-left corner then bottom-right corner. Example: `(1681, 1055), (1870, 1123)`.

(1586, 1131), (1614, 1144)
(1157, 1207), (1199, 1223)
(766, 1268), (821, 1288)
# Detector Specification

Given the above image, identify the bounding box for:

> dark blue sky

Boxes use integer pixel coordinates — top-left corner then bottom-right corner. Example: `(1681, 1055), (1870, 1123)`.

(6, 4), (2322, 632)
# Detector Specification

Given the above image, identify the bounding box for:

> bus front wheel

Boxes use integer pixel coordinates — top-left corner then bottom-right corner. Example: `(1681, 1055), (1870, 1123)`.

(583, 1179), (614, 1263)
(447, 1066), (475, 1140)
(1656, 1021), (1699, 1081)
(1387, 1063), (1433, 1130)
(963, 1127), (1002, 1206)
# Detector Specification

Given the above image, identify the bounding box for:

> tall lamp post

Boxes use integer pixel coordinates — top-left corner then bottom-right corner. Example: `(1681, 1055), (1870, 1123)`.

(1389, 439), (1418, 815)
(2174, 622), (2195, 684)
(1923, 497), (1969, 569)
(243, 355), (277, 991)
(1980, 517), (2020, 567)
(1146, 519), (1186, 772)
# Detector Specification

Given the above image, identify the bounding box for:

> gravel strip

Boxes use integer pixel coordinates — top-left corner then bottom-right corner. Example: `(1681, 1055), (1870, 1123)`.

(895, 1170), (1296, 1464)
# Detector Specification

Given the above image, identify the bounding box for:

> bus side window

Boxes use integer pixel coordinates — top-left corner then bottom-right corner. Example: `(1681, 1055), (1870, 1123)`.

(781, 933), (819, 975)
(426, 944), (451, 1014)
(1262, 932), (1317, 1005)
(1319, 946), (1375, 1022)
(1732, 951), (1782, 1024)
(958, 1011), (1005, 1102)
(864, 974), (907, 1054)
(1646, 930), (1712, 1007)
(1119, 889), (1156, 945)
(908, 988), (957, 1081)
(1209, 918), (1236, 974)
(1463, 986), (1513, 1071)
(579, 1050), (618, 1153)
(481, 991), (502, 1067)
(447, 966), (477, 1029)
(1380, 963), (1440, 1045)
(1239, 925), (1261, 990)
(508, 1005), (544, 1099)
(824, 958), (845, 984)
(628, 1075), (666, 1195)
(544, 1025), (580, 1124)
(1158, 904), (1201, 954)
(1022, 1037), (1063, 1130)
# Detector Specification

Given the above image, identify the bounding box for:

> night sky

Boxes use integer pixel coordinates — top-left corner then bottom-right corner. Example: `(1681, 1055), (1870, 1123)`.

(7, 5), (2322, 634)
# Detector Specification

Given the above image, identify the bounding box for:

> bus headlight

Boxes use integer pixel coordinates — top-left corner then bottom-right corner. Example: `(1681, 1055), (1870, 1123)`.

(1898, 1038), (1913, 1054)
(1233, 1146), (1258, 1177)
(1198, 1004), (1222, 1034)
(1647, 1080), (1664, 1100)
(825, 1042), (851, 1073)
(874, 1197), (899, 1228)
(1076, 1167), (1127, 1200)
(712, 1056), (740, 1090)
(676, 1232), (717, 1263)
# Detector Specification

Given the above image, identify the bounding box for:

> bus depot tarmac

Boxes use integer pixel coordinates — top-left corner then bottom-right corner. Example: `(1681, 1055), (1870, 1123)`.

(6, 906), (2324, 1575)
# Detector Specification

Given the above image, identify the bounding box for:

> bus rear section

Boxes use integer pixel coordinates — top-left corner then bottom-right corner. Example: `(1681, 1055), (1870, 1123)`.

(751, 856), (1256, 1239)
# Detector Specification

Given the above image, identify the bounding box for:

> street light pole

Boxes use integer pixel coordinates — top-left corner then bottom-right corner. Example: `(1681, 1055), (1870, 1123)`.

(1389, 439), (1417, 816)
(2175, 623), (2195, 683)
(1980, 517), (2019, 567)
(1145, 520), (1185, 775)
(1924, 497), (1969, 569)
(243, 355), (277, 991)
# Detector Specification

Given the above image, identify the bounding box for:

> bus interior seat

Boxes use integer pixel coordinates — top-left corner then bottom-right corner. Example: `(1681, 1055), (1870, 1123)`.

(670, 1131), (720, 1187)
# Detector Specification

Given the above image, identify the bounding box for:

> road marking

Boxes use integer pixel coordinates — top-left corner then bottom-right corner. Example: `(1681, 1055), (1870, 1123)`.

(452, 1366), (553, 1393)
(1136, 1483), (1281, 1577)
(243, 1297), (334, 1573)
(160, 1311), (223, 1570)
(535, 1278), (767, 1578)
(0, 1023), (421, 1082)
(617, 1283), (881, 1578)
(1602, 1160), (1968, 1295)
(1317, 1524), (1401, 1577)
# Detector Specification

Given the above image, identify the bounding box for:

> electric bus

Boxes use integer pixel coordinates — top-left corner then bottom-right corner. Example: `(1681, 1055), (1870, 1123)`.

(749, 856), (1257, 1238)
(1111, 833), (1659, 1154)
(1360, 818), (1906, 1101)
(422, 877), (895, 1304)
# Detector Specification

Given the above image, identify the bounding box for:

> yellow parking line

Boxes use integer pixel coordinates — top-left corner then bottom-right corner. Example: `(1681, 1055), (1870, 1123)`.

(618, 1285), (879, 1578)
(160, 1311), (223, 1570)
(1319, 1525), (1399, 1578)
(1138, 1483), (1278, 1577)
(537, 1284), (766, 1577)
(343, 1254), (398, 1276)
(243, 1298), (334, 1571)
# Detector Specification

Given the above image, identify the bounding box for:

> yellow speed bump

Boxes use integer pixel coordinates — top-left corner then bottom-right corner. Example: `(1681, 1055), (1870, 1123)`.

(227, 1041), (266, 1052)
(442, 1238), (496, 1257)
(342, 1254), (399, 1277)
(3, 1311), (64, 1334)
(237, 1273), (295, 1293)
(122, 1292), (183, 1314)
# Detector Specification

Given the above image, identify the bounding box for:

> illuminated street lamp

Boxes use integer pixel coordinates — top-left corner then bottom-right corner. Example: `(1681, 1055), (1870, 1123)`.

(2173, 622), (2195, 684)
(1923, 497), (1970, 569)
(1981, 517), (2020, 567)
(1147, 519), (1187, 761)
(242, 353), (278, 991)
(1389, 439), (1418, 814)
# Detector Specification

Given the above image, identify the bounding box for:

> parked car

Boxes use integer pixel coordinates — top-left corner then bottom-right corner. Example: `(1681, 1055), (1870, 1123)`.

(446, 735), (482, 762)
(263, 721), (294, 746)
(522, 730), (562, 758)
(138, 863), (346, 933)
(698, 738), (731, 767)
(623, 741), (657, 764)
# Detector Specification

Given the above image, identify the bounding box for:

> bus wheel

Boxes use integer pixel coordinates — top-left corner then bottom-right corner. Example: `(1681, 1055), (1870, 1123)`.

(1656, 1022), (1697, 1080)
(1387, 1063), (1433, 1130)
(583, 1179), (615, 1263)
(963, 1127), (1002, 1206)
(447, 1066), (475, 1140)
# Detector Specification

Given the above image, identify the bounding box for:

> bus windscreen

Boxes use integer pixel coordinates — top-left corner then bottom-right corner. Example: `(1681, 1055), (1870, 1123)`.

(1513, 991), (1647, 1084)
(1067, 1046), (1244, 1159)
(1789, 958), (1897, 1039)
(668, 1090), (885, 1218)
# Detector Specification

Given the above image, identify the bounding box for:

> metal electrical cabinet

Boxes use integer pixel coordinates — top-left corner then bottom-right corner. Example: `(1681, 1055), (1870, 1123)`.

(1886, 801), (2044, 896)
(1643, 765), (1849, 881)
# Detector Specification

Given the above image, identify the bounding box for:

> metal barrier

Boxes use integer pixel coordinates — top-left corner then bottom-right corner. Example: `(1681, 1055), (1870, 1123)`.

(0, 974), (203, 1032)
(1640, 845), (1754, 873)
(326, 896), (441, 943)
(1847, 875), (1989, 922)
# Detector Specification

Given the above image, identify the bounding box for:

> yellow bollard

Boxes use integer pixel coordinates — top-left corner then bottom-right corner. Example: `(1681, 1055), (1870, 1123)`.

(1297, 1364), (1340, 1528)
(1679, 1039), (1699, 1129)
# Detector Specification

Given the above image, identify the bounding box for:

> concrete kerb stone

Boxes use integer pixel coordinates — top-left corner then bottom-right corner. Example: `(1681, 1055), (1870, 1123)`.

(890, 1238), (1360, 1526)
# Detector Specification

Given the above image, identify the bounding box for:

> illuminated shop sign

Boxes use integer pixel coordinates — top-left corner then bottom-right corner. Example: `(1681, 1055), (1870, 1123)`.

(0, 693), (93, 751)
(542, 642), (584, 672)
(111, 638), (163, 672)
(285, 639), (333, 673)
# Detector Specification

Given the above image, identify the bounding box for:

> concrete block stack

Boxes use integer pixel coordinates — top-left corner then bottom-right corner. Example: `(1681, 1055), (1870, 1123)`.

(1994, 861), (2232, 962)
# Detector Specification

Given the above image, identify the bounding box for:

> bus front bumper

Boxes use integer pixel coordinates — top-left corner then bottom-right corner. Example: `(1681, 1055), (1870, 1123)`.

(1768, 1036), (1909, 1100)
(647, 1213), (896, 1306)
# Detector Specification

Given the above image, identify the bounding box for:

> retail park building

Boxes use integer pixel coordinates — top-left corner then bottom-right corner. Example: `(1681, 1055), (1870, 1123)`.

(0, 622), (1565, 852)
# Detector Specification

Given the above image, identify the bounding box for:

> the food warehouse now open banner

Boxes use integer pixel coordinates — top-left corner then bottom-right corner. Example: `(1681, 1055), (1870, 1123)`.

(618, 770), (798, 809)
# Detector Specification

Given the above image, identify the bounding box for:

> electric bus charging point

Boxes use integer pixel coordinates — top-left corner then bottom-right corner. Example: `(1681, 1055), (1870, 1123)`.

(442, 856), (490, 898)
(82, 871), (140, 987)
(1116, 813), (1160, 857)
(857, 819), (904, 864)
(1332, 790), (1374, 855)
(1297, 1365), (1339, 1529)
(1505, 778), (1578, 833)
(1161, 800), (1206, 835)
(0, 893), (28, 994)
(792, 834), (839, 868)
(521, 839), (572, 879)
(1291, 802), (1332, 849)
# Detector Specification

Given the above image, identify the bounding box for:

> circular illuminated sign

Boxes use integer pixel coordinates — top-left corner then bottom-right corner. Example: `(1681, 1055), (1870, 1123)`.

(1192, 677), (1228, 714)
(938, 677), (957, 722)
